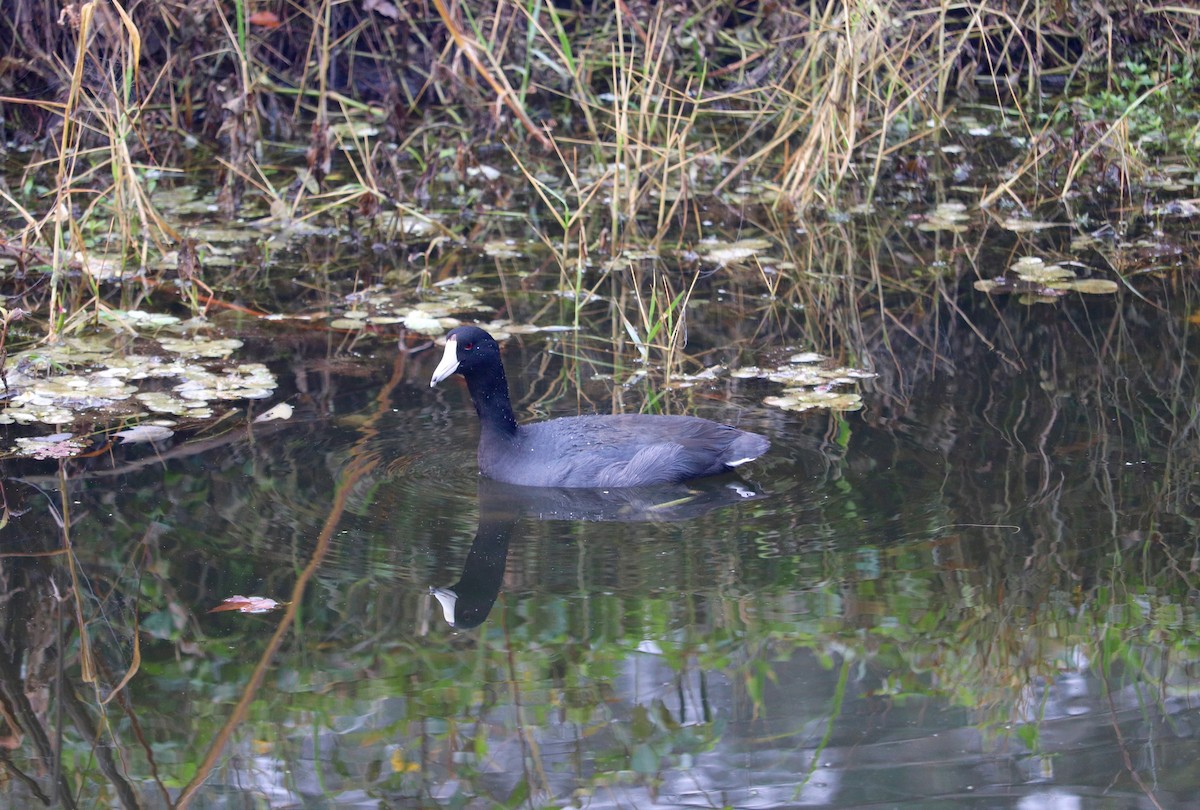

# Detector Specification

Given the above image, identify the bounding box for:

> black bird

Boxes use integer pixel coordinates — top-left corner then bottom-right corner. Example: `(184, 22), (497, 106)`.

(430, 326), (769, 488)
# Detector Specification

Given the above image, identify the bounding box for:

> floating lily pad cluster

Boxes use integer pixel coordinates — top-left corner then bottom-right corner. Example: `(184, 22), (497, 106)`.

(660, 365), (728, 389)
(437, 320), (576, 347)
(374, 210), (441, 237)
(974, 256), (1119, 302)
(326, 280), (584, 338)
(2, 313), (280, 458)
(733, 353), (875, 413)
(695, 237), (773, 267)
(918, 201), (970, 233)
(482, 239), (531, 259)
(1144, 166), (1198, 194)
(998, 215), (1064, 233)
(12, 433), (91, 460)
(721, 180), (783, 206)
(325, 282), (495, 336)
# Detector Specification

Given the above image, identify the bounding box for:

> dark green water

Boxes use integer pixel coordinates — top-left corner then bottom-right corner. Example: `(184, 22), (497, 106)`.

(3, 220), (1199, 809)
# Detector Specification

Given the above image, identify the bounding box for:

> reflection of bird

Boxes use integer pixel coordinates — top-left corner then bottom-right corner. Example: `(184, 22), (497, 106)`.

(430, 326), (769, 488)
(430, 520), (511, 630)
(431, 477), (767, 629)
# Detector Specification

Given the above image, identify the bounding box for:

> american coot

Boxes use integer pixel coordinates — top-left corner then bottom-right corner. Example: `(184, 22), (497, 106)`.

(430, 326), (770, 487)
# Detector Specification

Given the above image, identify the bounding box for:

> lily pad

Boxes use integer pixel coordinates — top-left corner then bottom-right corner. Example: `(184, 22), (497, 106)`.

(975, 256), (1118, 301)
(1049, 279), (1120, 294)
(1000, 217), (1063, 233)
(403, 310), (450, 335)
(696, 238), (773, 266)
(918, 201), (970, 233)
(466, 165), (501, 181)
(765, 391), (864, 412)
(735, 352), (874, 414)
(483, 240), (525, 259)
(2, 333), (278, 433)
(158, 336), (244, 359)
(11, 434), (89, 459)
(100, 310), (183, 330)
(1011, 256), (1074, 283)
(374, 211), (440, 236)
(136, 392), (214, 418)
(75, 252), (128, 281)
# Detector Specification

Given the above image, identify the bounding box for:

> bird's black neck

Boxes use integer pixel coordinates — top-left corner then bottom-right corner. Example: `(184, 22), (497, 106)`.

(465, 367), (518, 436)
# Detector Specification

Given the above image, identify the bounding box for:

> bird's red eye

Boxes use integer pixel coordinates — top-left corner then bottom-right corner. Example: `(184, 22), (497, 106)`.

(462, 342), (474, 351)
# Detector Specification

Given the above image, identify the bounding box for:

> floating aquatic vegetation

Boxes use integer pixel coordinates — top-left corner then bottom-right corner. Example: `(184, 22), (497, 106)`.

(482, 239), (526, 259)
(0, 372), (137, 425)
(732, 353), (874, 413)
(100, 310), (183, 330)
(158, 336), (244, 359)
(375, 210), (439, 236)
(695, 238), (773, 267)
(577, 160), (631, 187)
(723, 181), (782, 206)
(1051, 279), (1121, 294)
(917, 201), (970, 233)
(136, 391), (213, 419)
(173, 364), (275, 401)
(1151, 198), (1200, 217)
(501, 323), (576, 335)
(402, 310), (451, 334)
(764, 390), (864, 412)
(466, 165), (501, 182)
(430, 321), (575, 349)
(75, 252), (128, 281)
(1144, 165), (1197, 193)
(1, 333), (279, 451)
(974, 256), (1119, 299)
(954, 114), (994, 138)
(662, 365), (727, 389)
(1010, 256), (1075, 283)
(149, 184), (199, 209)
(999, 216), (1064, 233)
(190, 226), (267, 244)
(329, 120), (380, 139)
(325, 284), (493, 336)
(553, 289), (605, 304)
(603, 249), (661, 272)
(12, 434), (89, 459)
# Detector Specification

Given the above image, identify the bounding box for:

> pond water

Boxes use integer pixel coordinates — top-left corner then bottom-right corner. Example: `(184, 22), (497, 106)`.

(3, 210), (1200, 810)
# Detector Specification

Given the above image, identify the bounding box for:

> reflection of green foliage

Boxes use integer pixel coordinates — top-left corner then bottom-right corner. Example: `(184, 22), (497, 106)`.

(1070, 58), (1197, 155)
(14, 440), (1200, 807)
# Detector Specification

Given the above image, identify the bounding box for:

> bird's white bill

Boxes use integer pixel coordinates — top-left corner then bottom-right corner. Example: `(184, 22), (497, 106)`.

(430, 336), (460, 386)
(430, 586), (458, 626)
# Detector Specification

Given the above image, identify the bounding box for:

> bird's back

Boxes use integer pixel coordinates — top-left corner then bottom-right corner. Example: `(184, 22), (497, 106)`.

(479, 414), (768, 487)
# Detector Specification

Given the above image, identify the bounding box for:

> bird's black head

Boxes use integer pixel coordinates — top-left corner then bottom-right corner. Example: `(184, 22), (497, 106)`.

(430, 326), (502, 386)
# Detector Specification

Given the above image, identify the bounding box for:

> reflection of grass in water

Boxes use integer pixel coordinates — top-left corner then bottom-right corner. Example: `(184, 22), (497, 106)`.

(13, 391), (1200, 805)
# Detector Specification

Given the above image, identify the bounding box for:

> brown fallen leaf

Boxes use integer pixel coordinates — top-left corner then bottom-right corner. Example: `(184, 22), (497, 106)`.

(209, 595), (286, 614)
(248, 10), (281, 28)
